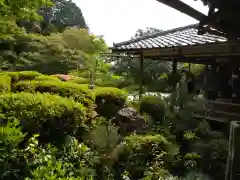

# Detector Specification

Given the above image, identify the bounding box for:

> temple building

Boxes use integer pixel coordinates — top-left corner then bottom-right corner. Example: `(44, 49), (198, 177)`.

(109, 23), (240, 123)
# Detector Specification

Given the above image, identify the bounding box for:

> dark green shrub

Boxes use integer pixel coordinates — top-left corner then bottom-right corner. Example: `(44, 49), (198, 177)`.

(24, 136), (98, 180)
(94, 87), (128, 118)
(139, 95), (167, 124)
(147, 79), (170, 92)
(119, 134), (179, 179)
(0, 119), (26, 180)
(0, 92), (86, 143)
(3, 71), (42, 83)
(0, 74), (11, 92)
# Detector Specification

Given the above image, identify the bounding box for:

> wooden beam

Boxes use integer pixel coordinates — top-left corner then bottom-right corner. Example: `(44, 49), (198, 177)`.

(155, 0), (206, 21)
(172, 60), (177, 91)
(188, 63), (191, 72)
(139, 51), (144, 98)
(143, 42), (240, 57)
(111, 42), (240, 57)
(144, 56), (229, 65)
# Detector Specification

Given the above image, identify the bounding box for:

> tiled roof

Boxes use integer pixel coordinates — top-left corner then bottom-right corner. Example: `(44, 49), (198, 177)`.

(112, 24), (228, 50)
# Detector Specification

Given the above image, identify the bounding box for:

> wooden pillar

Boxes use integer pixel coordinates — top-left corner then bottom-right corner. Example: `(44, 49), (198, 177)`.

(172, 60), (177, 91)
(225, 121), (240, 180)
(139, 52), (144, 98)
(188, 63), (191, 73)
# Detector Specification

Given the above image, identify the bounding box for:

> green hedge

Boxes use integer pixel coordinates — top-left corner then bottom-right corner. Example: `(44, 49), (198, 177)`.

(35, 75), (61, 82)
(68, 77), (89, 84)
(2, 71), (42, 83)
(94, 87), (128, 118)
(0, 92), (86, 143)
(139, 96), (167, 125)
(0, 74), (11, 92)
(13, 80), (94, 105)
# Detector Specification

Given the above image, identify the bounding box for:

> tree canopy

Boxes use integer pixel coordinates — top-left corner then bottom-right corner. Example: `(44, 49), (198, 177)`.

(39, 0), (88, 33)
(132, 27), (163, 39)
(0, 0), (52, 20)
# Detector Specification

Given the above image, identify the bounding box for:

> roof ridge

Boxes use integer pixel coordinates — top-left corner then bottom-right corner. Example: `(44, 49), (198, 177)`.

(113, 23), (199, 47)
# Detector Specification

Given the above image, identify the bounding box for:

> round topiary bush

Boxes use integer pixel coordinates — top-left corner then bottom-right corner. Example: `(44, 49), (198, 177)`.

(94, 87), (128, 118)
(0, 92), (86, 143)
(139, 95), (167, 125)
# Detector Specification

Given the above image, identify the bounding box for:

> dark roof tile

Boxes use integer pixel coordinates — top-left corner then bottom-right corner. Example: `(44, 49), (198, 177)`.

(112, 24), (228, 50)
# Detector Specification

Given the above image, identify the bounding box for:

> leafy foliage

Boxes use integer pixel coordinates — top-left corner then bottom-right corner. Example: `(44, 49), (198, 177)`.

(0, 92), (86, 143)
(0, 119), (26, 179)
(0, 0), (52, 21)
(132, 27), (163, 39)
(0, 0), (229, 178)
(38, 0), (88, 34)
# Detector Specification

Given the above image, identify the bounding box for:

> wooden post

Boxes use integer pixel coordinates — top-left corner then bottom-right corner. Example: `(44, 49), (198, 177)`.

(139, 52), (144, 98)
(225, 121), (240, 180)
(188, 63), (191, 73)
(172, 60), (177, 91)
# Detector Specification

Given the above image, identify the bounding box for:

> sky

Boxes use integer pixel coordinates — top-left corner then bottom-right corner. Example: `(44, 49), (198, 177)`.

(74, 0), (209, 46)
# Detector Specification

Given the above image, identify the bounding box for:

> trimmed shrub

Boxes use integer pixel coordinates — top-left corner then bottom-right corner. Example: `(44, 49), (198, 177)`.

(0, 74), (11, 92)
(13, 80), (94, 103)
(94, 87), (128, 118)
(13, 80), (95, 120)
(35, 75), (61, 82)
(0, 92), (86, 143)
(69, 76), (89, 84)
(3, 71), (42, 83)
(139, 95), (167, 124)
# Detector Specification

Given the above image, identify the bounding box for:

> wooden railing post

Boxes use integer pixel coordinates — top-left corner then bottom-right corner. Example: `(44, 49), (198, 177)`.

(225, 121), (240, 180)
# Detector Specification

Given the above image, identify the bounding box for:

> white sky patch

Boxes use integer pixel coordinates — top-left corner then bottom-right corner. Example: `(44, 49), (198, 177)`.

(74, 0), (208, 46)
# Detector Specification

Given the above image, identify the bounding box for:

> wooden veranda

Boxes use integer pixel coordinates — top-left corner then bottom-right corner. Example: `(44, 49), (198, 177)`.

(108, 24), (240, 124)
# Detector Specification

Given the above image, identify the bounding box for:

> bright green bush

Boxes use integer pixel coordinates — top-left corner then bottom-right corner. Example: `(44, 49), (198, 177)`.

(0, 74), (11, 92)
(13, 80), (94, 104)
(94, 87), (128, 118)
(69, 76), (89, 84)
(35, 75), (61, 82)
(0, 92), (86, 143)
(3, 71), (42, 82)
(139, 96), (167, 125)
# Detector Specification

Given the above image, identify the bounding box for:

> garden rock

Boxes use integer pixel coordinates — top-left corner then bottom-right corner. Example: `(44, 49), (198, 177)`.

(113, 107), (147, 136)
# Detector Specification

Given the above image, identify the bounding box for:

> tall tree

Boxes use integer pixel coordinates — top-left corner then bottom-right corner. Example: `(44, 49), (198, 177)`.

(133, 27), (163, 39)
(0, 0), (52, 20)
(39, 0), (88, 34)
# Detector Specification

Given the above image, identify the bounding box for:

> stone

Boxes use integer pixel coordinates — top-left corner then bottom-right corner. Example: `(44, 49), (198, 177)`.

(225, 121), (240, 180)
(113, 107), (147, 136)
